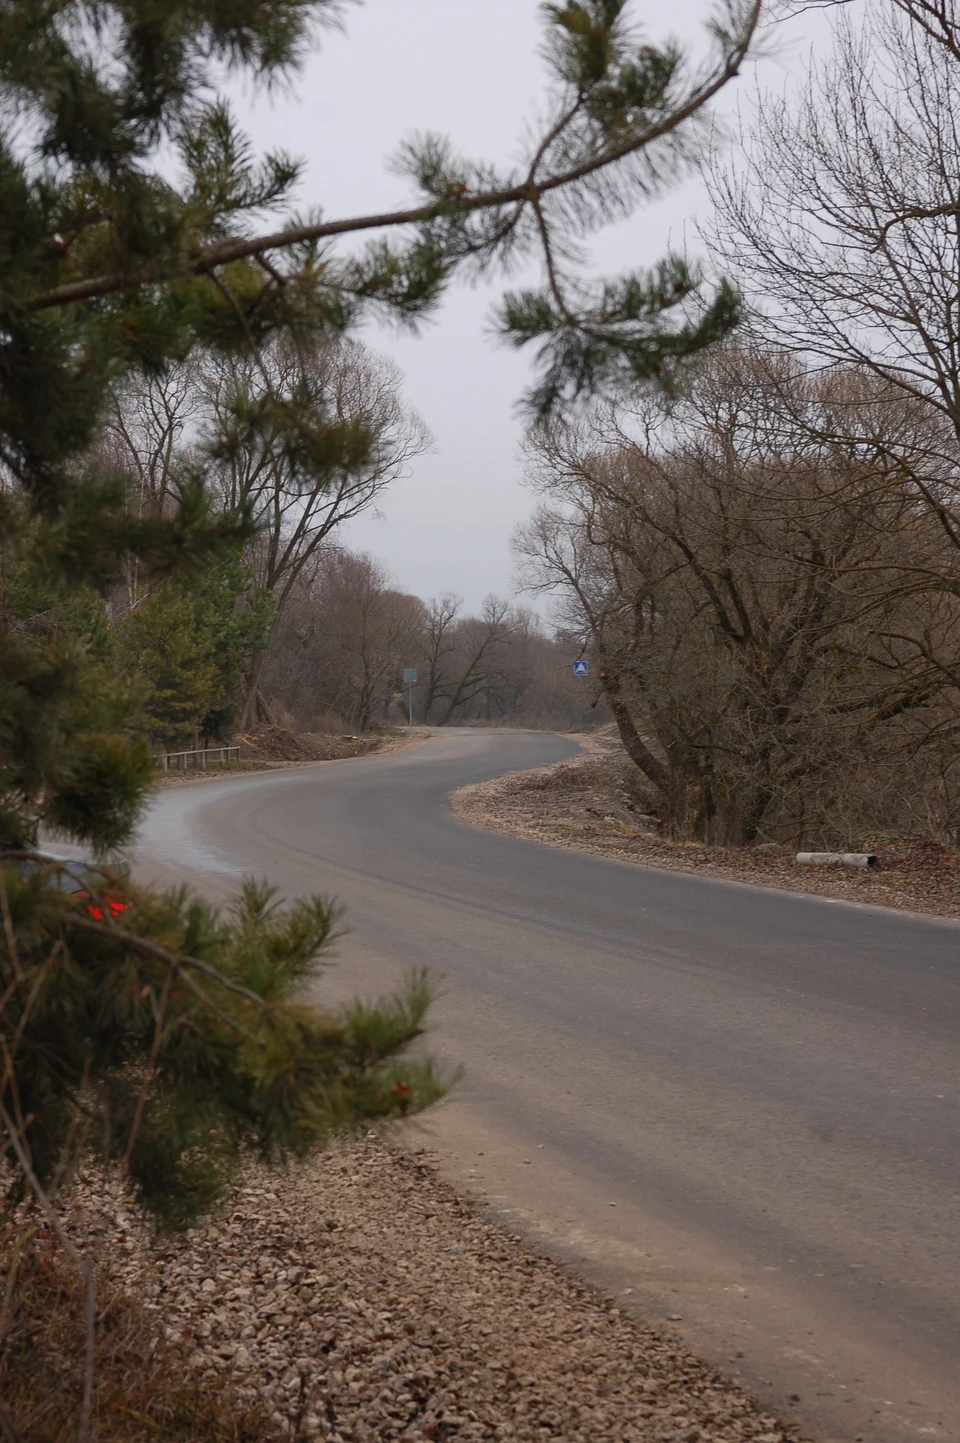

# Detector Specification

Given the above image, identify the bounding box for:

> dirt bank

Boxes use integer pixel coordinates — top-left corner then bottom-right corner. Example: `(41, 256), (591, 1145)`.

(155, 728), (429, 787)
(452, 731), (960, 919)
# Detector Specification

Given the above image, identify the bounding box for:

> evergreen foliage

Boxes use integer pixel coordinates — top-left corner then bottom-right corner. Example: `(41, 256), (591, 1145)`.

(119, 583), (216, 747)
(1, 861), (445, 1229)
(116, 555), (272, 746)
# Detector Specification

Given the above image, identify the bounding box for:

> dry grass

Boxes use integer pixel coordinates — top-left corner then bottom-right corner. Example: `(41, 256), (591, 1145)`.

(0, 1217), (271, 1443)
(155, 727), (426, 787)
(236, 726), (384, 765)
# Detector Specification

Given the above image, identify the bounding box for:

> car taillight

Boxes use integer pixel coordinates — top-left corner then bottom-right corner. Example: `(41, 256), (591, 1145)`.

(72, 891), (128, 921)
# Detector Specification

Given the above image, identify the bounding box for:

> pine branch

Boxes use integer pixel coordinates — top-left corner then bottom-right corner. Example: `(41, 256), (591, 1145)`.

(70, 916), (272, 1009)
(26, 2), (760, 315)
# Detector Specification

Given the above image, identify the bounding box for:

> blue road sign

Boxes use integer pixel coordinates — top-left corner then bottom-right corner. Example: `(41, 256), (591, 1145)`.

(573, 660), (590, 677)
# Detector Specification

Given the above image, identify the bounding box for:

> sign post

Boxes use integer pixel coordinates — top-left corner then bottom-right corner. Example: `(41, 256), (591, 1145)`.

(572, 659), (590, 729)
(402, 669), (418, 734)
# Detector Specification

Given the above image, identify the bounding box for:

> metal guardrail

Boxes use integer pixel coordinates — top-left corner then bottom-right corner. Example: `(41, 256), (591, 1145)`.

(155, 745), (240, 771)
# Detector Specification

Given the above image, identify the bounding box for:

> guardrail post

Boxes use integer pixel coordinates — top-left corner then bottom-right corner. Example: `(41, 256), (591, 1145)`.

(155, 744), (241, 771)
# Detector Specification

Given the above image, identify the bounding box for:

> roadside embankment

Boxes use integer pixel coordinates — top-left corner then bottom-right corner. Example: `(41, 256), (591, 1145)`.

(40, 1136), (798, 1443)
(154, 727), (429, 787)
(452, 731), (960, 919)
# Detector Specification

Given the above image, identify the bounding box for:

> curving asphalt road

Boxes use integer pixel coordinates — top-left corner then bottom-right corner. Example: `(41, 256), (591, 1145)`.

(133, 729), (960, 1443)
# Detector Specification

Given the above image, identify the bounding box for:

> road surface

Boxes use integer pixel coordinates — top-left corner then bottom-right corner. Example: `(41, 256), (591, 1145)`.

(133, 729), (960, 1443)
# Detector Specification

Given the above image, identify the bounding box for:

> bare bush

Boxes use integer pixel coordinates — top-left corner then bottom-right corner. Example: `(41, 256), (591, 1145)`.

(0, 1211), (268, 1442)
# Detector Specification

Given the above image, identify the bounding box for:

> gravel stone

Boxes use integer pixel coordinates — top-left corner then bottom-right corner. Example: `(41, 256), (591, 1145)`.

(61, 1136), (802, 1442)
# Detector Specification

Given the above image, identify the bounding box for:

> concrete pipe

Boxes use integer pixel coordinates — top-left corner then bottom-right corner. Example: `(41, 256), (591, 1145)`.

(795, 851), (877, 869)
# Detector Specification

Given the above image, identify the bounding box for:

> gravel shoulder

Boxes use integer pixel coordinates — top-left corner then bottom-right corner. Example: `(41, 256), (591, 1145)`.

(452, 731), (960, 919)
(67, 1135), (799, 1443)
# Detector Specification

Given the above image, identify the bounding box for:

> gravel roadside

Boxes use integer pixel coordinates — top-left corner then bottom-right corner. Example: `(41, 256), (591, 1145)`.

(70, 1135), (799, 1443)
(452, 732), (960, 919)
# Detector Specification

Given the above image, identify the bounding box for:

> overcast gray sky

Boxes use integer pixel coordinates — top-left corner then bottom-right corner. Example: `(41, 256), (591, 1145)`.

(237, 1), (831, 612)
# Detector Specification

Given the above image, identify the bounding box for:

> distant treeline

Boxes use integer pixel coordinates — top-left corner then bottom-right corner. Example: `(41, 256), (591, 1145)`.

(263, 550), (592, 732)
(2, 340), (593, 747)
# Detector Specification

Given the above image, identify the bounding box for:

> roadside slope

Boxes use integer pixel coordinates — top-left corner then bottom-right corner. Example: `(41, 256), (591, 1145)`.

(63, 1137), (797, 1443)
(452, 732), (960, 918)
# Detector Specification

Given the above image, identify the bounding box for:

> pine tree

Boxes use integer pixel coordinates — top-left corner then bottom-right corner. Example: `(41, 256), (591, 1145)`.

(118, 582), (215, 745)
(0, 0), (760, 1230)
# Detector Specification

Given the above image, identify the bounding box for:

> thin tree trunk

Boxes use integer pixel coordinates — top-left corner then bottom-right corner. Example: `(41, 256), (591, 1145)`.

(240, 653), (276, 731)
(598, 662), (677, 811)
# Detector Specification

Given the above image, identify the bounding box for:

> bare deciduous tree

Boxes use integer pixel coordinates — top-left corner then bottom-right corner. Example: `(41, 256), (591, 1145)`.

(264, 551), (426, 732)
(420, 597), (519, 725)
(518, 346), (960, 843)
(417, 594), (464, 723)
(261, 558), (591, 733)
(106, 361), (204, 517)
(710, 1), (960, 570)
(204, 340), (430, 728)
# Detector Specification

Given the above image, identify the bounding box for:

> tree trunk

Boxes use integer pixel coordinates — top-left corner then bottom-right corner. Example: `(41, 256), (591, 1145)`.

(598, 662), (681, 820)
(738, 782), (775, 846)
(240, 652), (277, 731)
